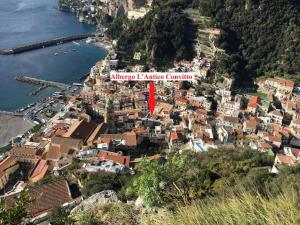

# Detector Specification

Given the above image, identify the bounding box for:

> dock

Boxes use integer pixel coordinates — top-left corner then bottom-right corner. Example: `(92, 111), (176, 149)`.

(0, 34), (95, 55)
(15, 76), (70, 90)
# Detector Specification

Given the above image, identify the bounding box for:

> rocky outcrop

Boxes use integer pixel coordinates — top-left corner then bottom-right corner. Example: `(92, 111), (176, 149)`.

(71, 190), (119, 214)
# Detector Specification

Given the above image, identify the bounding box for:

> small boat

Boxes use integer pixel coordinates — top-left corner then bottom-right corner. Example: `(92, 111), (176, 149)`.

(54, 52), (58, 56)
(86, 37), (94, 44)
(72, 41), (80, 46)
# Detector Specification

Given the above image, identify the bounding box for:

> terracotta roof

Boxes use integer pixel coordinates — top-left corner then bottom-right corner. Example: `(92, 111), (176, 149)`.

(284, 80), (295, 88)
(248, 102), (257, 108)
(246, 120), (257, 128)
(176, 98), (189, 104)
(204, 140), (215, 145)
(51, 136), (82, 154)
(258, 142), (272, 149)
(123, 132), (137, 146)
(100, 132), (137, 147)
(105, 154), (130, 167)
(285, 102), (300, 110)
(52, 123), (66, 130)
(170, 131), (186, 141)
(224, 116), (239, 124)
(12, 146), (37, 156)
(87, 123), (108, 144)
(266, 78), (294, 88)
(30, 159), (48, 179)
(5, 179), (72, 217)
(68, 119), (98, 143)
(268, 135), (282, 143)
(196, 109), (208, 115)
(100, 136), (111, 144)
(248, 96), (260, 107)
(276, 154), (297, 165)
(133, 127), (149, 135)
(170, 131), (178, 141)
(98, 150), (117, 160)
(46, 145), (61, 161)
(131, 154), (161, 163)
(62, 119), (83, 137)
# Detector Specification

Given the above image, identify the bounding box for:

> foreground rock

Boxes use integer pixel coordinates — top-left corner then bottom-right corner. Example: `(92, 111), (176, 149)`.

(71, 190), (119, 214)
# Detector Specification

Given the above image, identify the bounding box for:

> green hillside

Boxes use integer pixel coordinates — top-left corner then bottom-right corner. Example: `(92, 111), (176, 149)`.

(196, 0), (300, 83)
(116, 0), (300, 83)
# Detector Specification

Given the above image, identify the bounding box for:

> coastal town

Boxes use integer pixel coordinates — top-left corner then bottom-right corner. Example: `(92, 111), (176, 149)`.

(1, 30), (300, 221)
(1, 0), (300, 224)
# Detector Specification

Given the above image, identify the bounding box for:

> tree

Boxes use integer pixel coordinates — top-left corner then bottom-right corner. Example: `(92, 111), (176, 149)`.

(0, 190), (33, 225)
(117, 0), (196, 68)
(81, 173), (130, 199)
(201, 0), (300, 83)
(127, 148), (274, 208)
(48, 206), (74, 225)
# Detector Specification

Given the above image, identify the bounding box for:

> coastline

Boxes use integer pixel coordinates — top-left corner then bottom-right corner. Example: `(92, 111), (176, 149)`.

(0, 1), (111, 148)
(93, 38), (114, 53)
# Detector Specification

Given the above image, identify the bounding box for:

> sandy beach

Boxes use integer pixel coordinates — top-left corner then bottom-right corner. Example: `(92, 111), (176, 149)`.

(0, 113), (34, 147)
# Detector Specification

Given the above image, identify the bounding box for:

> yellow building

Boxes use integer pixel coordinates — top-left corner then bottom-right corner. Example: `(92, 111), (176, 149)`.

(0, 155), (19, 190)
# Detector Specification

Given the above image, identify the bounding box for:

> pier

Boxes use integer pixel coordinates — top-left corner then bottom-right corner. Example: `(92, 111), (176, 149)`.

(28, 85), (49, 96)
(15, 76), (70, 90)
(0, 34), (95, 55)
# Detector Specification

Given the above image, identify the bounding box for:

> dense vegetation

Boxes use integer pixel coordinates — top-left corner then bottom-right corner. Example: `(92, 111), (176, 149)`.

(127, 148), (274, 207)
(0, 191), (33, 225)
(116, 0), (196, 68)
(81, 173), (132, 201)
(3, 148), (300, 224)
(112, 0), (300, 83)
(195, 0), (300, 83)
(104, 15), (128, 40)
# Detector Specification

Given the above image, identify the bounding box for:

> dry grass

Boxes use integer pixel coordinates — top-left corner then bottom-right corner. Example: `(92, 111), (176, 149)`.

(151, 186), (300, 225)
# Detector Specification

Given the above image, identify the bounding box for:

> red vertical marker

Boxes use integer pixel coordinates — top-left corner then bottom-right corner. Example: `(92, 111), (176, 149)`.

(148, 82), (156, 115)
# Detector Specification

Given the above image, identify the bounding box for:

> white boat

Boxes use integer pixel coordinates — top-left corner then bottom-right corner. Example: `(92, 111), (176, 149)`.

(54, 52), (58, 56)
(86, 37), (95, 44)
(72, 41), (80, 46)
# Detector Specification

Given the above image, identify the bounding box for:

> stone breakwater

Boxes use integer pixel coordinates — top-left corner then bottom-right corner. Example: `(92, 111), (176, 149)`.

(15, 76), (70, 90)
(0, 34), (94, 55)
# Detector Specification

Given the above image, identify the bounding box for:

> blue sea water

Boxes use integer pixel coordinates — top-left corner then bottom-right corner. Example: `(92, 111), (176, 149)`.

(0, 0), (106, 111)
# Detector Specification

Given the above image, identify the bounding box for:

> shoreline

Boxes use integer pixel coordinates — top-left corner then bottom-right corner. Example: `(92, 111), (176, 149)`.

(93, 38), (113, 53)
(0, 1), (107, 149)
